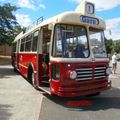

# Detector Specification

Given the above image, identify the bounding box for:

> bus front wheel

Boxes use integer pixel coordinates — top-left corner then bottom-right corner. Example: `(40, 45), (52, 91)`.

(28, 69), (37, 89)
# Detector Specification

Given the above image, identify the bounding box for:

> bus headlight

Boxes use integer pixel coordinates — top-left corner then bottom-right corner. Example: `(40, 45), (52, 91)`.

(66, 70), (77, 80)
(106, 67), (112, 75)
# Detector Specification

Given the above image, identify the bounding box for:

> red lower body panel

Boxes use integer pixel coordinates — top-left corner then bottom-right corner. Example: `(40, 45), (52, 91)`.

(57, 80), (111, 97)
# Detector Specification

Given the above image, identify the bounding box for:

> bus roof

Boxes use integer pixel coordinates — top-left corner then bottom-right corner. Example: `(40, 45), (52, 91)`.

(13, 1), (106, 42)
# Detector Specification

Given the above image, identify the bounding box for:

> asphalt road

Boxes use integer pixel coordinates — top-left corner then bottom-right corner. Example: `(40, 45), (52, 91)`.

(0, 62), (120, 120)
(0, 64), (43, 120)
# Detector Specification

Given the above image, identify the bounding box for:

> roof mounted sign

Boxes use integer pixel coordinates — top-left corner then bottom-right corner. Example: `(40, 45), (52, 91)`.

(75, 0), (95, 16)
(86, 2), (95, 14)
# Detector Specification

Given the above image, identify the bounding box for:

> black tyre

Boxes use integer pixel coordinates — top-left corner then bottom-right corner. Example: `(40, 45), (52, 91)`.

(28, 69), (37, 88)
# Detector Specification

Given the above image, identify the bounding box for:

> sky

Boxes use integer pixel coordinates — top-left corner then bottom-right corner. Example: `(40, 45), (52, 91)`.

(0, 0), (120, 40)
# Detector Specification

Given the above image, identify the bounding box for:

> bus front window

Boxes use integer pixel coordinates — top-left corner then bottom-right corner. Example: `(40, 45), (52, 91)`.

(53, 24), (89, 58)
(89, 27), (107, 58)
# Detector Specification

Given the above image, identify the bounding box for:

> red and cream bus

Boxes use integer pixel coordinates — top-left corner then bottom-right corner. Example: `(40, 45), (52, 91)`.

(12, 1), (112, 97)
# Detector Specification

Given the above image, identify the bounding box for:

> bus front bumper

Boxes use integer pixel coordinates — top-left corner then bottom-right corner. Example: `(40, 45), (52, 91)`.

(57, 80), (111, 97)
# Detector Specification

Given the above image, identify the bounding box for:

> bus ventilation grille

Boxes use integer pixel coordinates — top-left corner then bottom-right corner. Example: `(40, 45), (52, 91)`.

(76, 66), (106, 81)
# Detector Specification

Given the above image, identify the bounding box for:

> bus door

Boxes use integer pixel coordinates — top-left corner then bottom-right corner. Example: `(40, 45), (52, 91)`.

(37, 25), (51, 92)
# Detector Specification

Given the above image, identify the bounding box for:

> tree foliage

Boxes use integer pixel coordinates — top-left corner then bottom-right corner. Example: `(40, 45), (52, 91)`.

(0, 3), (22, 45)
(106, 39), (120, 54)
(105, 39), (114, 54)
(114, 40), (120, 53)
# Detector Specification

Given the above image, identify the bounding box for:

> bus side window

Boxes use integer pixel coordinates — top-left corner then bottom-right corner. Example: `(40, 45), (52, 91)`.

(20, 38), (26, 52)
(25, 34), (32, 51)
(32, 31), (39, 51)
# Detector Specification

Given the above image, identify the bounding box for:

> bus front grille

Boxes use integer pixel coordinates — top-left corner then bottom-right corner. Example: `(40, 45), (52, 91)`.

(76, 66), (106, 81)
(76, 67), (92, 81)
(94, 67), (106, 80)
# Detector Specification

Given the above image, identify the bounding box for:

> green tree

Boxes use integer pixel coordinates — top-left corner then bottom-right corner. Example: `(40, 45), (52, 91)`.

(105, 38), (114, 54)
(0, 3), (22, 45)
(114, 40), (120, 53)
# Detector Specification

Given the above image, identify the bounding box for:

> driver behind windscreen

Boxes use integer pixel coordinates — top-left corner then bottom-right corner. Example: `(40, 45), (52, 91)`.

(74, 43), (86, 58)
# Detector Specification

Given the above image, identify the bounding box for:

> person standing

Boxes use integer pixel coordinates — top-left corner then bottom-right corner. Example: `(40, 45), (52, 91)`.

(112, 52), (117, 74)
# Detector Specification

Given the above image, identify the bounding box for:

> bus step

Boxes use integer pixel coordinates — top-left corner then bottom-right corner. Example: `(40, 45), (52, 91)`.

(42, 80), (50, 84)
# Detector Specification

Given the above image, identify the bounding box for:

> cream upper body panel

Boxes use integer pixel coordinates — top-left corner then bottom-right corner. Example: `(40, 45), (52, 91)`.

(13, 11), (105, 43)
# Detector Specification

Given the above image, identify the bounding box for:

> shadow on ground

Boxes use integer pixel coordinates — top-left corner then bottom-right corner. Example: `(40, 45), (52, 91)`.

(0, 65), (18, 79)
(0, 104), (12, 120)
(42, 86), (120, 111)
(0, 58), (11, 65)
